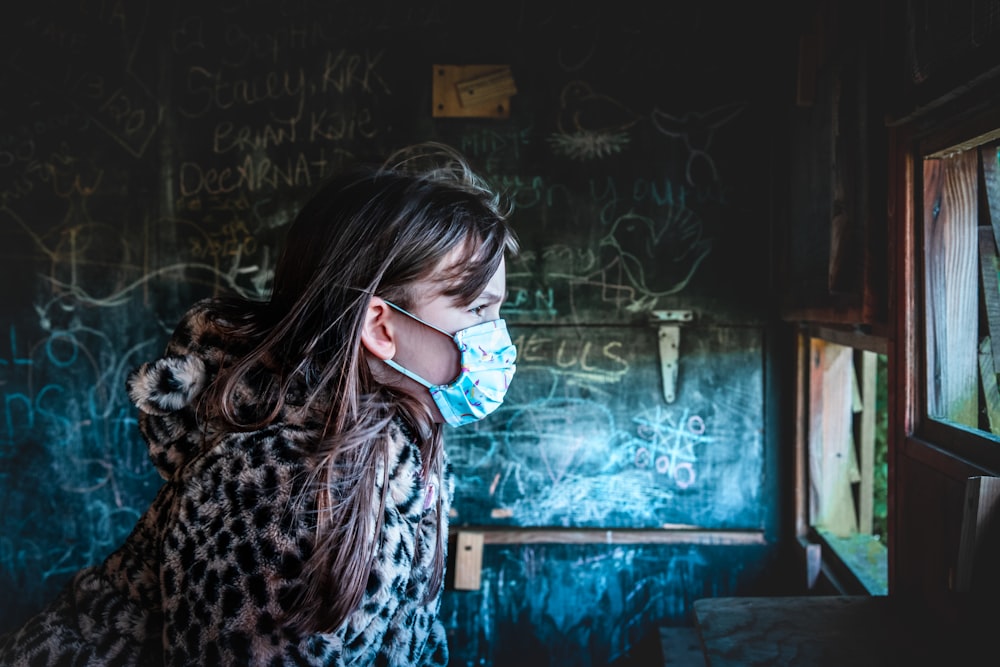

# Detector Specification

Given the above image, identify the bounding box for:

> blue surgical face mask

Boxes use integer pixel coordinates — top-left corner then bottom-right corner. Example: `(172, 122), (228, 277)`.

(381, 301), (517, 427)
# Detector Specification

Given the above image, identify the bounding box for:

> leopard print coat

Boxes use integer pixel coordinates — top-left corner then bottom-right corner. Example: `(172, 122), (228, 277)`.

(0, 299), (453, 666)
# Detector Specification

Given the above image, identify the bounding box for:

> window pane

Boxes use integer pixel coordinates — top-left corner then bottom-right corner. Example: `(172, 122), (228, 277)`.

(922, 141), (1000, 443)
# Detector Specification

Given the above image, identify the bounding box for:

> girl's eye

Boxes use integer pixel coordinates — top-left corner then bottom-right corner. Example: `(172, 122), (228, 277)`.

(471, 305), (486, 316)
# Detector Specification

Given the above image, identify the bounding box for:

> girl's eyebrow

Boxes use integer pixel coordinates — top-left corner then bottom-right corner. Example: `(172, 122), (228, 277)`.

(478, 289), (508, 304)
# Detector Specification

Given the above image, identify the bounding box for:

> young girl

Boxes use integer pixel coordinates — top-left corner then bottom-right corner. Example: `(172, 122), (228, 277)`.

(0, 144), (519, 666)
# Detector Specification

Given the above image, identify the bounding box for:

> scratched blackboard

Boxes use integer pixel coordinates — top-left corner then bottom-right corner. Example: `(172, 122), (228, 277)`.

(0, 0), (784, 656)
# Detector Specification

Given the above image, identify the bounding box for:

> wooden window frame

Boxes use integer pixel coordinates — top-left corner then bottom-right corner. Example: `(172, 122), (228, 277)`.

(907, 104), (1000, 472)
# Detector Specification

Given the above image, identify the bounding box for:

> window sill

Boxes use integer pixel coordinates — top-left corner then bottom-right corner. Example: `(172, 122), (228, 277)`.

(814, 528), (888, 596)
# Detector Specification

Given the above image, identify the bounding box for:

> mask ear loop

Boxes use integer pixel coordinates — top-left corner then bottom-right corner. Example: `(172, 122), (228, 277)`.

(382, 300), (454, 339)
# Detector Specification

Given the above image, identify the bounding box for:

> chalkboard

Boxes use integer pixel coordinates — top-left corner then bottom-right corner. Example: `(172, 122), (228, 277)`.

(449, 324), (763, 529)
(0, 0), (785, 655)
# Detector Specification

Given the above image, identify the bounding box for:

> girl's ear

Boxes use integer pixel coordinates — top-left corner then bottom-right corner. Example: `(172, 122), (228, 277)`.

(360, 296), (396, 360)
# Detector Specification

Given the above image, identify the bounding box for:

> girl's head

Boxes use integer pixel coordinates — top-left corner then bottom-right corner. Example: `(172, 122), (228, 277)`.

(266, 142), (518, 426)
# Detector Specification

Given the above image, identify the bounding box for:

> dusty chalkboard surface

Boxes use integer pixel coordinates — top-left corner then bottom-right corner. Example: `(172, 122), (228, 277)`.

(0, 0), (784, 656)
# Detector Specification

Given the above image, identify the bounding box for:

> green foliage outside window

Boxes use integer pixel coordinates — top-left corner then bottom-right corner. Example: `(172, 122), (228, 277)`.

(873, 354), (888, 540)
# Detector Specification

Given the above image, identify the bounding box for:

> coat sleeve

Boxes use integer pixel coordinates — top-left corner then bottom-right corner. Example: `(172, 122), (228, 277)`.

(160, 430), (345, 667)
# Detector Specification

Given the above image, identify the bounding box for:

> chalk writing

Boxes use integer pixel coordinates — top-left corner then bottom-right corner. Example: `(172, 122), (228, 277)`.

(513, 331), (629, 384)
(180, 65), (310, 117)
(0, 327), (33, 368)
(188, 220), (258, 261)
(458, 126), (533, 166)
(179, 152), (322, 196)
(178, 50), (389, 119)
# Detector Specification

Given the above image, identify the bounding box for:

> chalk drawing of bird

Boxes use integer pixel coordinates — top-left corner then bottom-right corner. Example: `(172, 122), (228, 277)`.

(651, 101), (745, 185)
(548, 80), (641, 161)
(599, 210), (712, 302)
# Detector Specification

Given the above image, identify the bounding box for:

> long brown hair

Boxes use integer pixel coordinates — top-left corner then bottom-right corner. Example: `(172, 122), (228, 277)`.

(204, 143), (517, 632)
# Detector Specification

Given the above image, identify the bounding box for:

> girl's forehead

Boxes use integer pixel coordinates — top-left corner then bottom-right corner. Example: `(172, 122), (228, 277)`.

(425, 245), (479, 286)
(411, 253), (505, 306)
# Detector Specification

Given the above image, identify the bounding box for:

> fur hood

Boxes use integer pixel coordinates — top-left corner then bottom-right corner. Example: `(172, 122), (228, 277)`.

(126, 299), (296, 479)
